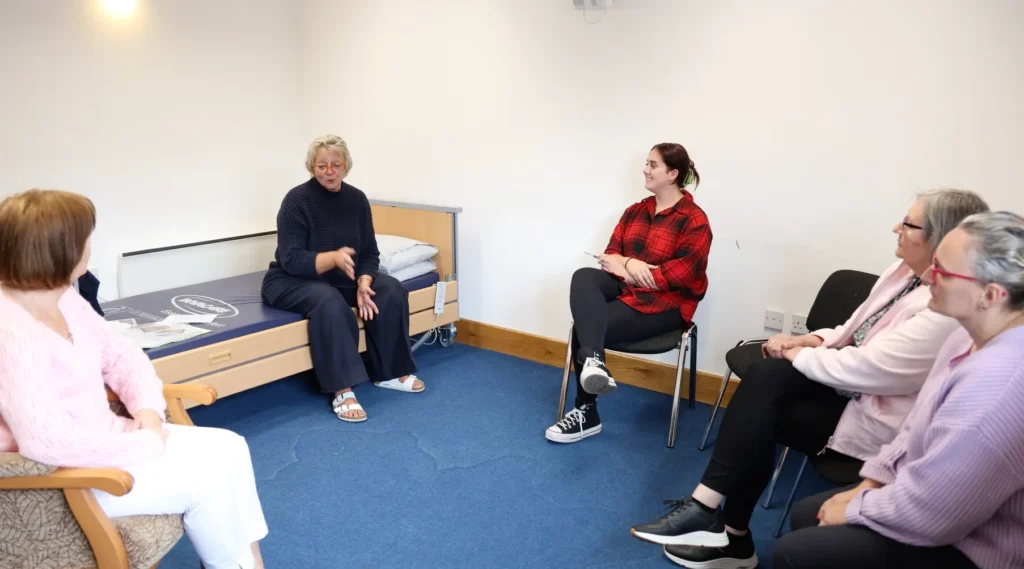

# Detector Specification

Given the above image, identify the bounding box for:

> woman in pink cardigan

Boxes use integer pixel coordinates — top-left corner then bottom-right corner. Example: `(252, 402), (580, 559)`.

(775, 211), (1024, 569)
(629, 188), (990, 569)
(0, 190), (269, 569)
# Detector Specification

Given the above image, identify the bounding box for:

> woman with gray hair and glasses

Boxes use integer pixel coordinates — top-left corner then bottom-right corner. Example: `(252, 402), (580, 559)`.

(262, 135), (424, 422)
(775, 211), (1024, 569)
(629, 189), (990, 569)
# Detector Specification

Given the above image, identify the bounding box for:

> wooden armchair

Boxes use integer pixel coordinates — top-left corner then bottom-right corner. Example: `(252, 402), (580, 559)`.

(0, 383), (217, 569)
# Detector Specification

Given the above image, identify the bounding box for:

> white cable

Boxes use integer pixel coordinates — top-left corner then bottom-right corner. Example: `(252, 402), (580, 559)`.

(422, 327), (440, 346)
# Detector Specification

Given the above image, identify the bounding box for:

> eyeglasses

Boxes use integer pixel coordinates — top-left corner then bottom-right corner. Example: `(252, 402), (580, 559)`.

(901, 219), (925, 231)
(314, 162), (344, 173)
(931, 258), (981, 283)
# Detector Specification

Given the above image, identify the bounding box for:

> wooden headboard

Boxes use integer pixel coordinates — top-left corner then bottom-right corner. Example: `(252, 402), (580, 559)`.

(370, 200), (461, 280)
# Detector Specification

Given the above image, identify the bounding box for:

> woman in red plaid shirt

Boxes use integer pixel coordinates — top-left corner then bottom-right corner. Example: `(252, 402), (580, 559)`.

(545, 143), (712, 444)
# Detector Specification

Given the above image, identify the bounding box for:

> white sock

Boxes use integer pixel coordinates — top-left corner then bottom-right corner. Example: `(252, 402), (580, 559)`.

(725, 526), (748, 536)
(692, 484), (724, 509)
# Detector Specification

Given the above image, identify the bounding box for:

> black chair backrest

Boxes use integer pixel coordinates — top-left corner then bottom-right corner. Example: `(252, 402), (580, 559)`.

(805, 270), (880, 332)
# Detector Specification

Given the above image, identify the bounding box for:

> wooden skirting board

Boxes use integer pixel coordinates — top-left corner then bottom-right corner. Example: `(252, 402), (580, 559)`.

(455, 319), (740, 408)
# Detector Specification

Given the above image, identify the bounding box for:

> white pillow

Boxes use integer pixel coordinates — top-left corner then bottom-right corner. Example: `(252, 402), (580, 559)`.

(376, 234), (438, 274)
(388, 259), (438, 282)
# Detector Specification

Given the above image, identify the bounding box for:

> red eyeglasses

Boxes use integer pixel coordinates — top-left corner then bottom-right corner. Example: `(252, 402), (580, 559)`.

(931, 258), (981, 283)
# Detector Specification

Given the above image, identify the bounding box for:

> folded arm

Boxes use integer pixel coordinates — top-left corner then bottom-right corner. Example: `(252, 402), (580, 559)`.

(792, 309), (957, 395)
(650, 218), (712, 293)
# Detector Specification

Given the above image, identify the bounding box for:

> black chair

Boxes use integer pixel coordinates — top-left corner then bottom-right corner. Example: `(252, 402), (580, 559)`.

(773, 451), (864, 537)
(697, 270), (879, 506)
(556, 322), (698, 448)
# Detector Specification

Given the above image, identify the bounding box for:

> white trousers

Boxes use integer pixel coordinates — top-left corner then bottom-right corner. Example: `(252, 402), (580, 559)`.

(93, 424), (269, 569)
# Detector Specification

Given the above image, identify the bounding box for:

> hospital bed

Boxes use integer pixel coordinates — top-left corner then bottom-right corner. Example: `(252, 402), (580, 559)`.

(100, 201), (461, 408)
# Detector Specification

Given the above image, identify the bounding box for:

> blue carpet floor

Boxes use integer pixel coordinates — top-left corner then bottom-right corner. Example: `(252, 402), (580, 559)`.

(160, 343), (833, 569)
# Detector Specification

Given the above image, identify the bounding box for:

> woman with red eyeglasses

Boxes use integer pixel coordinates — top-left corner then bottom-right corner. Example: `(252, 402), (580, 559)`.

(630, 189), (989, 569)
(774, 211), (1024, 569)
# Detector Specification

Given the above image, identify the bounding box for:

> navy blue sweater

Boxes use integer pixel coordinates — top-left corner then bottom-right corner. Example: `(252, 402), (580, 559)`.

(263, 178), (380, 301)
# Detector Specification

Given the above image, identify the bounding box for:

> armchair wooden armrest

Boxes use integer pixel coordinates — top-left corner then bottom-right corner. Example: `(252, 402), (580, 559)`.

(0, 467), (133, 495)
(163, 383), (218, 427)
(105, 383), (219, 427)
(0, 464), (136, 568)
(163, 383), (217, 405)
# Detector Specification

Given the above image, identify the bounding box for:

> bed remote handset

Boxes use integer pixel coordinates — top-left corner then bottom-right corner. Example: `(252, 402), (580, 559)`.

(434, 282), (447, 315)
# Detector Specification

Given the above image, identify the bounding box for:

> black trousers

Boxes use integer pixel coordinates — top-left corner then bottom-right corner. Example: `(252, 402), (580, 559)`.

(773, 486), (978, 569)
(569, 268), (683, 407)
(263, 274), (416, 393)
(699, 358), (858, 529)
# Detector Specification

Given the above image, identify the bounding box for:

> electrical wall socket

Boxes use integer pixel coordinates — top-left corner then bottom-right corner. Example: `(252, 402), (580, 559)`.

(764, 309), (785, 331)
(791, 313), (809, 335)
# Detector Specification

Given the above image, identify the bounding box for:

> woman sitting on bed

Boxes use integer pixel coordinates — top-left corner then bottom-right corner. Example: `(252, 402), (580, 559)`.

(262, 134), (423, 422)
(545, 142), (713, 443)
(0, 190), (269, 569)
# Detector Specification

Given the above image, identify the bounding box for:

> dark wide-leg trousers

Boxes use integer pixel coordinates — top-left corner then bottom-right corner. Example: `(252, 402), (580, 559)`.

(263, 274), (416, 392)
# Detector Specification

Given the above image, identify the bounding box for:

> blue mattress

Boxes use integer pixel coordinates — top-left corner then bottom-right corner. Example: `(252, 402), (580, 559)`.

(101, 270), (440, 360)
(400, 270), (439, 291)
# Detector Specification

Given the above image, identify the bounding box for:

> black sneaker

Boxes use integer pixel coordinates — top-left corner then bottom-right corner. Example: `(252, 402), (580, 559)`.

(545, 404), (601, 443)
(630, 497), (728, 547)
(580, 355), (616, 395)
(663, 531), (758, 569)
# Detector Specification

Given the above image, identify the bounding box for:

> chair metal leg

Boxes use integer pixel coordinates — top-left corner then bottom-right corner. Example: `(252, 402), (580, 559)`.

(667, 329), (691, 448)
(774, 455), (808, 538)
(698, 368), (732, 451)
(688, 324), (698, 410)
(556, 323), (574, 423)
(763, 447), (790, 508)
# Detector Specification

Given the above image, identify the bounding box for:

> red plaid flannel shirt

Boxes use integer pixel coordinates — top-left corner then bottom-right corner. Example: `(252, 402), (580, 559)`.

(604, 192), (712, 322)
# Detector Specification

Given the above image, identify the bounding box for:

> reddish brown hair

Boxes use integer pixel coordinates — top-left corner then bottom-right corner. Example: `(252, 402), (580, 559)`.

(0, 189), (96, 290)
(652, 142), (700, 190)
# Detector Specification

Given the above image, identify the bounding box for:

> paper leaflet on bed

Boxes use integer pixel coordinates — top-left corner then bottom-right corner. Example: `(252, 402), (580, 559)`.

(107, 318), (212, 349)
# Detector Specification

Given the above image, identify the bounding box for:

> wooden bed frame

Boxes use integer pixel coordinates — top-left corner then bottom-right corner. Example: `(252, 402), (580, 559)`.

(148, 200), (462, 407)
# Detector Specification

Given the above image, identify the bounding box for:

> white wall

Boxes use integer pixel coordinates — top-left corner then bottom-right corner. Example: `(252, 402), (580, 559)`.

(298, 0), (1024, 374)
(0, 0), (306, 300)
(3, 1), (1022, 376)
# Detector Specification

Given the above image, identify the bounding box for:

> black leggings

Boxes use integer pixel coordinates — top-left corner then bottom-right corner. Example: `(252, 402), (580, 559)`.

(773, 486), (978, 568)
(262, 273), (416, 393)
(699, 358), (858, 529)
(569, 268), (683, 407)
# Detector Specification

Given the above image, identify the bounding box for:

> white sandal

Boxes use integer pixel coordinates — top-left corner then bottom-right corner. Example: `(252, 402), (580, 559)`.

(332, 392), (367, 422)
(373, 375), (425, 393)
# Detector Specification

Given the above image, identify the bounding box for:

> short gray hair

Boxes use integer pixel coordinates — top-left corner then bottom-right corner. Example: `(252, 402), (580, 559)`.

(917, 188), (990, 253)
(305, 135), (353, 177)
(959, 211), (1024, 310)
